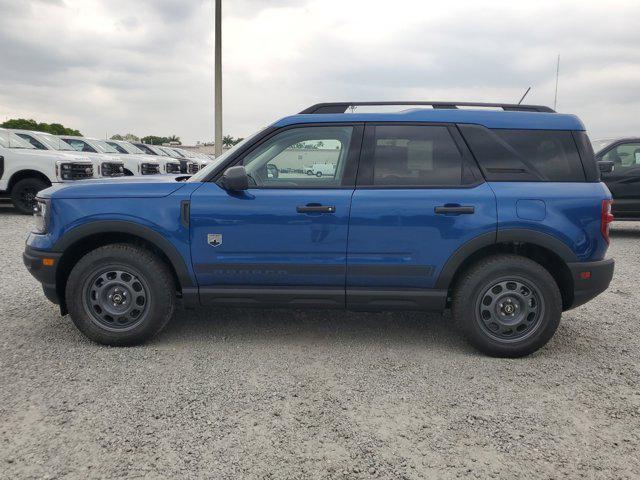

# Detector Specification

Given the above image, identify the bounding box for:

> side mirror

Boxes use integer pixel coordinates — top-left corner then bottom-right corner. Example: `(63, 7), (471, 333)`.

(598, 160), (614, 174)
(221, 165), (249, 191)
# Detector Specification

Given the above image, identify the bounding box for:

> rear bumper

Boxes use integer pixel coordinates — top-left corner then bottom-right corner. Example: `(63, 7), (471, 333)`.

(23, 246), (62, 306)
(566, 258), (614, 309)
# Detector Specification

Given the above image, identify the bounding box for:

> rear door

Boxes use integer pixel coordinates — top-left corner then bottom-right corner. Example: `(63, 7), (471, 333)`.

(189, 124), (363, 307)
(599, 141), (640, 217)
(346, 124), (497, 309)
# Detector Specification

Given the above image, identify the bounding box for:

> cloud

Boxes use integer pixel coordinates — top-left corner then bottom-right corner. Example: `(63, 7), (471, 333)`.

(0, 0), (638, 143)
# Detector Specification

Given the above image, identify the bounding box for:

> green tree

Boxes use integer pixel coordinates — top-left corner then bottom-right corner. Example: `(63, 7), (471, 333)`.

(0, 118), (81, 136)
(111, 133), (140, 142)
(166, 135), (181, 145)
(141, 135), (168, 145)
(221, 135), (244, 148)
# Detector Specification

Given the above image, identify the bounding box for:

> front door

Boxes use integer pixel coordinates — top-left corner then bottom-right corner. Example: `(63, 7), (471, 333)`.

(346, 123), (497, 309)
(189, 124), (362, 307)
(600, 141), (640, 218)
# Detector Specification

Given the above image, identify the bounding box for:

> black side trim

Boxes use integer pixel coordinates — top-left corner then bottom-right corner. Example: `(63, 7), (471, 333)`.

(435, 231), (496, 289)
(0, 156), (4, 181)
(496, 229), (578, 262)
(346, 288), (447, 311)
(199, 286), (345, 308)
(180, 200), (190, 228)
(23, 247), (64, 311)
(566, 258), (614, 309)
(53, 220), (195, 288)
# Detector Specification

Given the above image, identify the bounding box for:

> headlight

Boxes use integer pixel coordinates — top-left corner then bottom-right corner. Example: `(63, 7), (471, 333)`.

(32, 198), (50, 234)
(58, 162), (74, 180)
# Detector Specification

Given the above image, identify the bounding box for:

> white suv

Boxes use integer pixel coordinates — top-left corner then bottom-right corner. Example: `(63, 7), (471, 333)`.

(59, 136), (161, 176)
(105, 140), (182, 174)
(10, 129), (125, 179)
(0, 128), (93, 213)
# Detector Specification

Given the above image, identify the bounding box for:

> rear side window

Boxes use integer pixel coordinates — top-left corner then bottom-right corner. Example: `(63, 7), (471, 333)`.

(364, 125), (474, 186)
(460, 125), (585, 182)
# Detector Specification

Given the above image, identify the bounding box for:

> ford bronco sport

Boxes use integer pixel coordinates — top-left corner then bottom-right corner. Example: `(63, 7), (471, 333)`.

(23, 101), (615, 357)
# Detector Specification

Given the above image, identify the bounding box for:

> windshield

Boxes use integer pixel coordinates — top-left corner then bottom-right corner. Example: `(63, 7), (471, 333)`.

(174, 148), (195, 158)
(591, 139), (616, 154)
(34, 132), (76, 151)
(105, 141), (130, 154)
(91, 140), (120, 154)
(121, 142), (145, 154)
(159, 146), (180, 157)
(145, 145), (168, 156)
(0, 130), (36, 149)
(188, 131), (261, 182)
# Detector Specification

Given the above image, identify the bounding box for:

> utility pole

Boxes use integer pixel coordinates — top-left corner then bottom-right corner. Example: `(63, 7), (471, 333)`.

(553, 54), (560, 111)
(214, 0), (223, 157)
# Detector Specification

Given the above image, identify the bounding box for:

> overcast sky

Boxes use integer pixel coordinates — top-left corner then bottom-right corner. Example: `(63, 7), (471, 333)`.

(0, 0), (638, 144)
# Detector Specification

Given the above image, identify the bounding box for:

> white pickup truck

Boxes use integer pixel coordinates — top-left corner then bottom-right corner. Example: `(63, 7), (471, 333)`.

(105, 139), (182, 174)
(0, 128), (93, 213)
(306, 163), (336, 177)
(10, 129), (125, 179)
(60, 136), (162, 176)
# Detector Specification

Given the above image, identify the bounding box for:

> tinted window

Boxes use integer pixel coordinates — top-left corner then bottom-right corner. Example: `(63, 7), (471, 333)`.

(370, 125), (466, 186)
(241, 126), (353, 188)
(460, 125), (585, 182)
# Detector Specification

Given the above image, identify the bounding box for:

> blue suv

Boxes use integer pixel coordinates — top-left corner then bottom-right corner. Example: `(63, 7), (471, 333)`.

(23, 101), (615, 357)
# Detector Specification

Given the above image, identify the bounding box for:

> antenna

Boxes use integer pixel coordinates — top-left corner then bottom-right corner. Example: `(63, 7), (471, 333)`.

(517, 86), (531, 105)
(554, 54), (560, 110)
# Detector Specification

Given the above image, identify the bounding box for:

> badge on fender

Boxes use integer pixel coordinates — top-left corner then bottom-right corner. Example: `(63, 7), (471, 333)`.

(207, 233), (222, 247)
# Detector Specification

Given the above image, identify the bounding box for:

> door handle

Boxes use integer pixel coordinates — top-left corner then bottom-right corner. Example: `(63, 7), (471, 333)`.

(434, 204), (475, 215)
(296, 204), (336, 214)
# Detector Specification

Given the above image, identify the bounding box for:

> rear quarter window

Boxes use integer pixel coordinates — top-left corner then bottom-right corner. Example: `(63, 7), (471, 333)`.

(459, 125), (586, 182)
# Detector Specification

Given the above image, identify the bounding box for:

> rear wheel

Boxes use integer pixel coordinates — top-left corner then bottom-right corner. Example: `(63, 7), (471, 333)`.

(452, 254), (562, 357)
(65, 243), (175, 346)
(11, 178), (49, 214)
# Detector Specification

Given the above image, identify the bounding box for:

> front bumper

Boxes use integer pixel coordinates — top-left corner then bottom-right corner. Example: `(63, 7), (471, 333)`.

(566, 258), (614, 309)
(23, 246), (62, 307)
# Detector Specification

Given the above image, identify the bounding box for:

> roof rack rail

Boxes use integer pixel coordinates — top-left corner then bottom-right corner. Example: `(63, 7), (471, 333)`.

(299, 101), (556, 114)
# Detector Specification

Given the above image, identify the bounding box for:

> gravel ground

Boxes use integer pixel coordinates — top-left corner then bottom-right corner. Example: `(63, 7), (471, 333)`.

(1, 205), (639, 479)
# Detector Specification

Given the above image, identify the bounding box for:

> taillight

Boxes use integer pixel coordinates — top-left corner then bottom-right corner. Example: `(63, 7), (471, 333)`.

(601, 199), (614, 244)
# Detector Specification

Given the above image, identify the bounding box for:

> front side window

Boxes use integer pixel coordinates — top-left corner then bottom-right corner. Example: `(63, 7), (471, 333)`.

(240, 126), (353, 187)
(602, 142), (640, 169)
(368, 125), (465, 186)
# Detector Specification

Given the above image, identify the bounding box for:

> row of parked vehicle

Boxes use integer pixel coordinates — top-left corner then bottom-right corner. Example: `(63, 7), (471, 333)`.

(0, 128), (213, 213)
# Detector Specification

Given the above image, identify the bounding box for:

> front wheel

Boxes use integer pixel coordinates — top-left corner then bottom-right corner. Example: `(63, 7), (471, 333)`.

(65, 244), (175, 346)
(452, 254), (562, 357)
(11, 178), (49, 214)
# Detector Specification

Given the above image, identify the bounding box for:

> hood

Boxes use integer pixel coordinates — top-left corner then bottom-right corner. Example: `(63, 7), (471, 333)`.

(39, 174), (191, 199)
(127, 153), (161, 164)
(14, 149), (88, 162)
